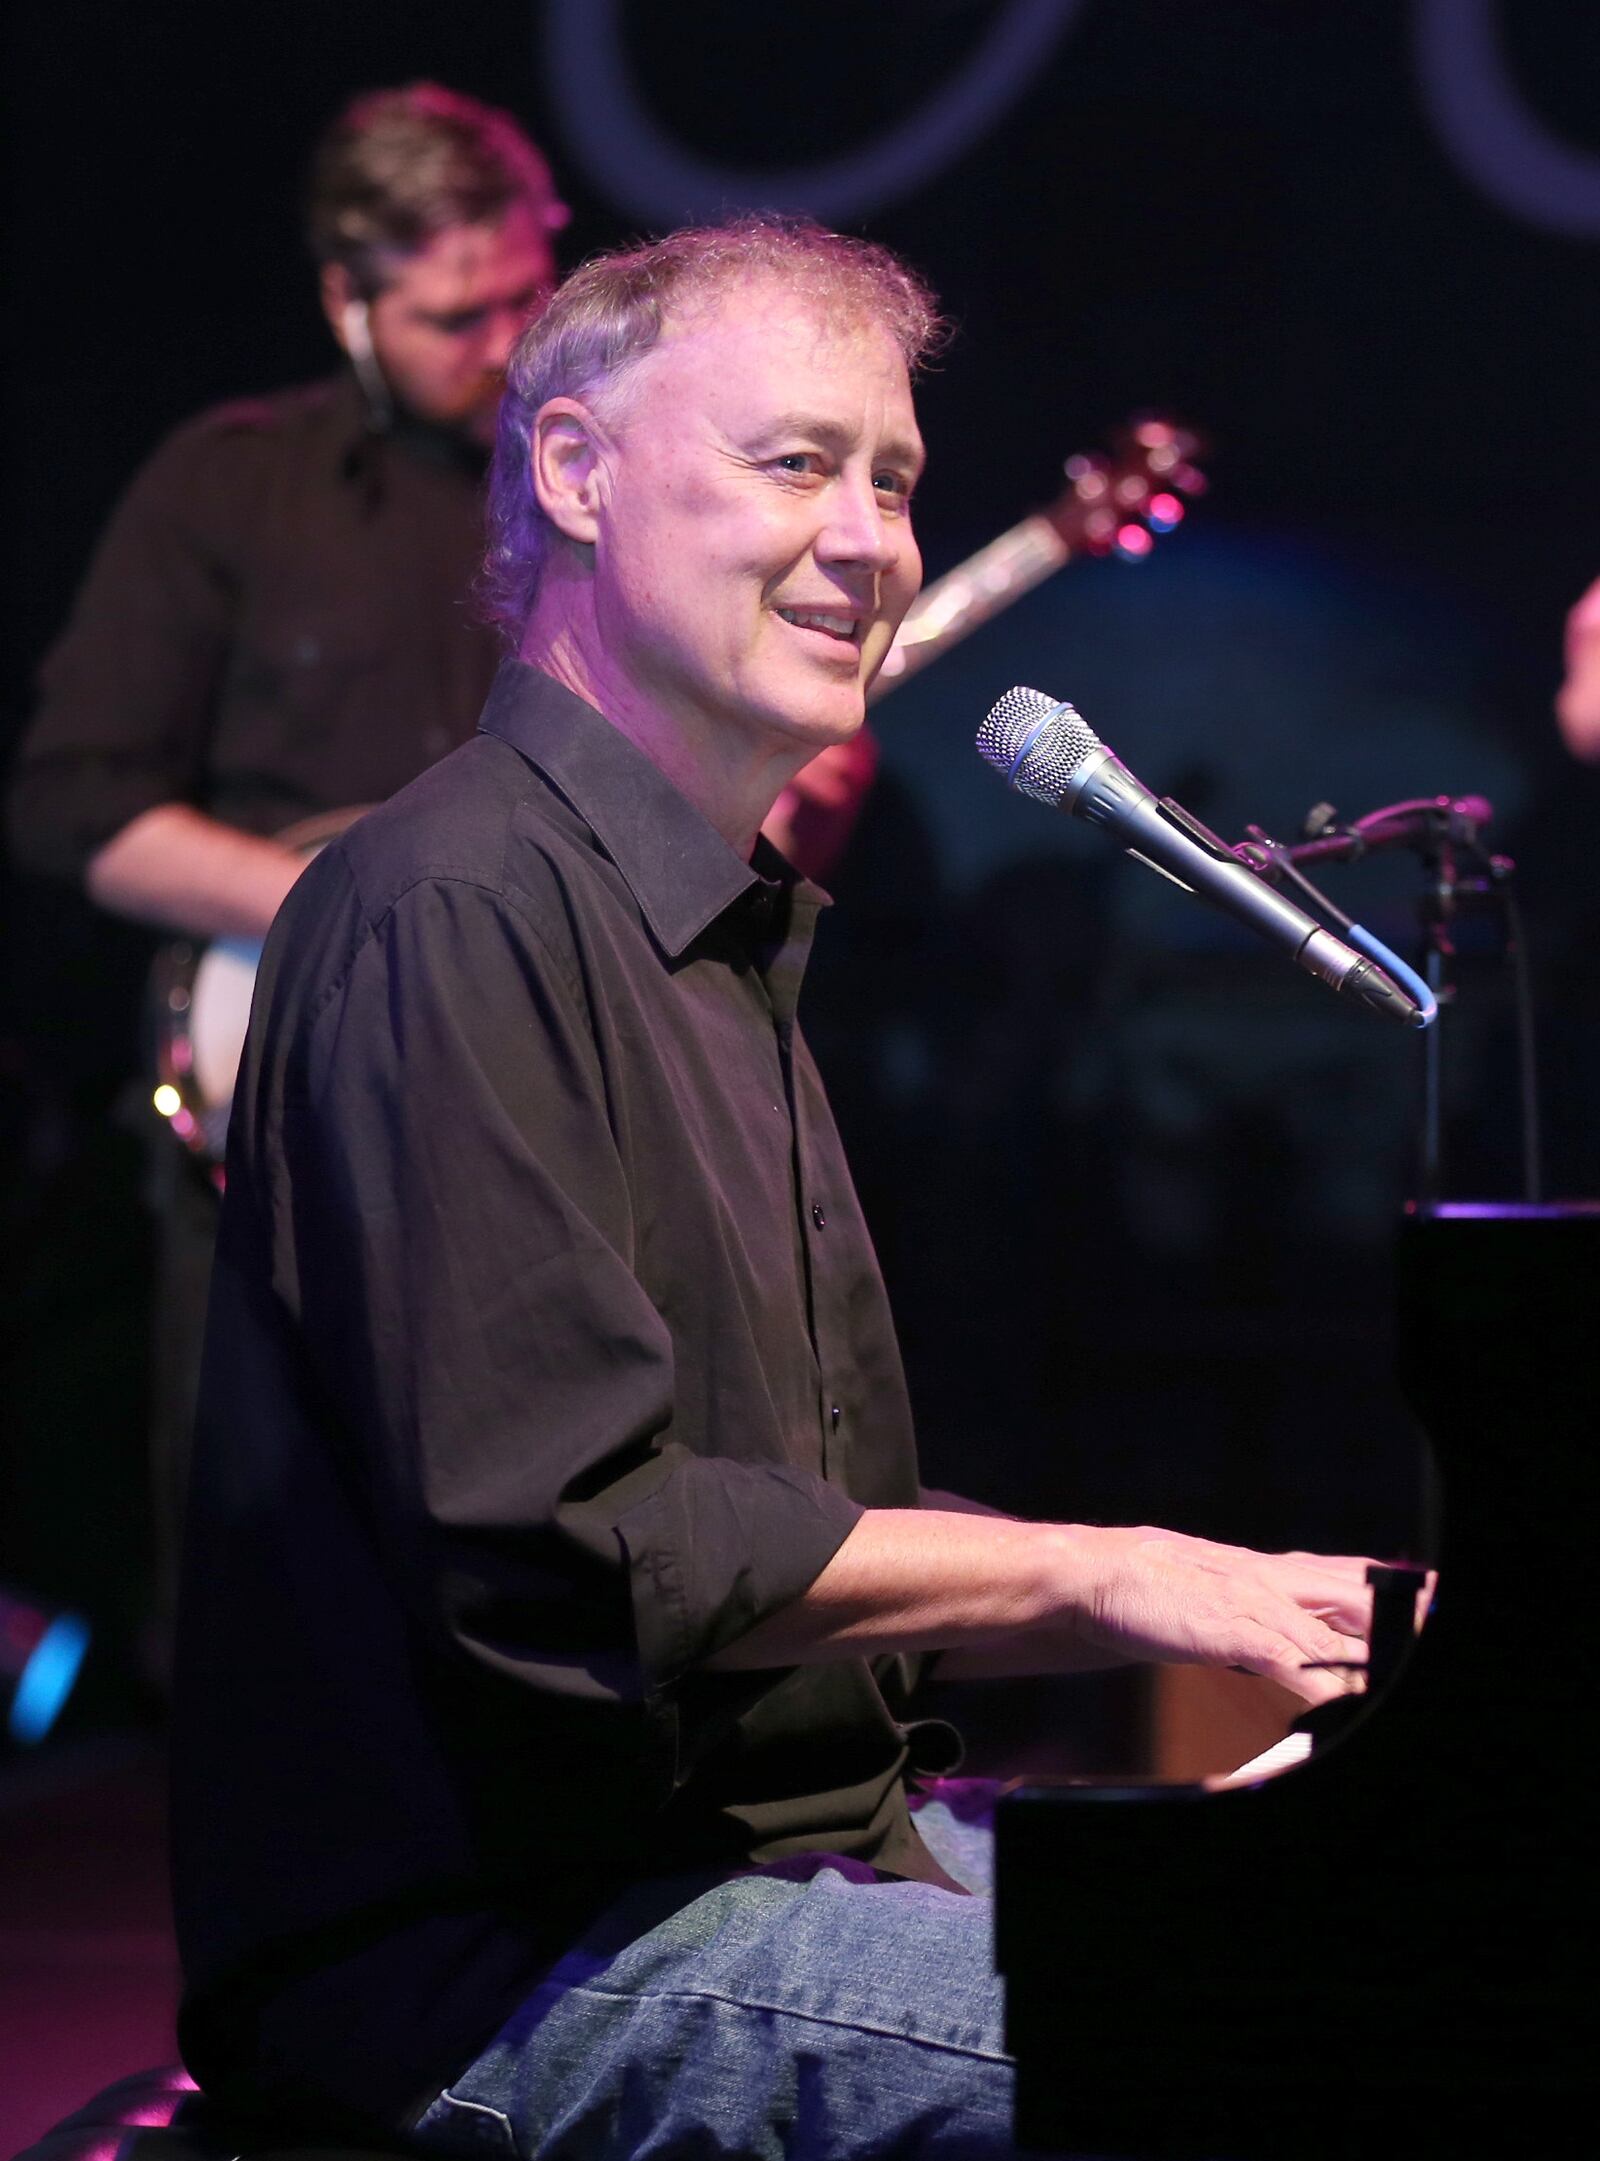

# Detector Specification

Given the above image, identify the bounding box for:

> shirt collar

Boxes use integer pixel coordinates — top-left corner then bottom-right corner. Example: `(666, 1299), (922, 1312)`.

(330, 368), (488, 487)
(479, 659), (826, 959)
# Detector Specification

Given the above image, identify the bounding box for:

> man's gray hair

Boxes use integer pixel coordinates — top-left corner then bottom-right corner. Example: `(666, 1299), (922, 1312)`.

(480, 216), (946, 642)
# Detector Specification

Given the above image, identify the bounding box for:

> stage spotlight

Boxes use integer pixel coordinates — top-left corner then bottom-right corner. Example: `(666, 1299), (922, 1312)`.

(2, 1582), (91, 1745)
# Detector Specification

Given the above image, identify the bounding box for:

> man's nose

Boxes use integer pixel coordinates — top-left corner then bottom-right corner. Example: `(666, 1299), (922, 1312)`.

(816, 476), (901, 574)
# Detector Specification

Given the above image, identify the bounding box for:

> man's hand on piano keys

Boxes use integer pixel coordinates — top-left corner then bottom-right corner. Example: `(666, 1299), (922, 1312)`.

(1054, 1525), (1380, 1708)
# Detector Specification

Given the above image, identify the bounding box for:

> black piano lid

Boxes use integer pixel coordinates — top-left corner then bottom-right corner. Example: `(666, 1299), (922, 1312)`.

(996, 1206), (1600, 2159)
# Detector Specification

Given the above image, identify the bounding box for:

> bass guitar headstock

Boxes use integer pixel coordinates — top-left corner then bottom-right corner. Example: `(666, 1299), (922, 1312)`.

(1043, 416), (1208, 562)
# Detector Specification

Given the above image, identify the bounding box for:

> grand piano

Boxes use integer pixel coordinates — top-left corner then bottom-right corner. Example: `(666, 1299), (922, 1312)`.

(995, 1204), (1600, 2157)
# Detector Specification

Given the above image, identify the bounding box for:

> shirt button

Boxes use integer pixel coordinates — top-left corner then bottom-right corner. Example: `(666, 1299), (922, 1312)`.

(830, 1404), (842, 1431)
(811, 1202), (827, 1230)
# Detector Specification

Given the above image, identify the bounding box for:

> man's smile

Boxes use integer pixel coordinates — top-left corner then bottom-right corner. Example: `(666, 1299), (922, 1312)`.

(774, 605), (866, 650)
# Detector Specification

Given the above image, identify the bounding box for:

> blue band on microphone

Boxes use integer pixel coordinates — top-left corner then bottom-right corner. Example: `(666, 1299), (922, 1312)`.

(1347, 923), (1438, 1028)
(1005, 703), (1075, 786)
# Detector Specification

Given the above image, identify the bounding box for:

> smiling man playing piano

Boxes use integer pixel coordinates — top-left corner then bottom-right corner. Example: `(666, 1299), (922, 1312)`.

(171, 217), (1379, 2160)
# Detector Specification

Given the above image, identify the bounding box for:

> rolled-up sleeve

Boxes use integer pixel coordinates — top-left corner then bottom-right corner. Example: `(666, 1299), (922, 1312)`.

(8, 423), (241, 880)
(273, 868), (861, 1725)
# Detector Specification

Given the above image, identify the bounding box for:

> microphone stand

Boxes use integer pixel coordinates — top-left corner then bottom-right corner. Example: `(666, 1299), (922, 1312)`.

(1234, 795), (1541, 1208)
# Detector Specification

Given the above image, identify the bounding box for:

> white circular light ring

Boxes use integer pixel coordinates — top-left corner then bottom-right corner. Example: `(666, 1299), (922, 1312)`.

(541, 0), (1087, 226)
(1414, 0), (1600, 237)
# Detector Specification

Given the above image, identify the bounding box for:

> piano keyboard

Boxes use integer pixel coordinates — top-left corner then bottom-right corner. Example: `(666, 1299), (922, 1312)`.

(1206, 1729), (1314, 1789)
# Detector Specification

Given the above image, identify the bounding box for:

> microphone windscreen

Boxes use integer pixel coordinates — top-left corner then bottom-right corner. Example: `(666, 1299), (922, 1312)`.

(977, 687), (1101, 807)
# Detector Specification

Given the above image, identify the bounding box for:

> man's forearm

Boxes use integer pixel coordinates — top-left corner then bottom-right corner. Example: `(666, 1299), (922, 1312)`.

(704, 1509), (1383, 1708)
(86, 803), (308, 942)
(706, 1510), (1070, 1667)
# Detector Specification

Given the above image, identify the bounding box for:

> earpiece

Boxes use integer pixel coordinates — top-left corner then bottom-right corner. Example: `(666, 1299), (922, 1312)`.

(341, 300), (373, 362)
(339, 298), (392, 428)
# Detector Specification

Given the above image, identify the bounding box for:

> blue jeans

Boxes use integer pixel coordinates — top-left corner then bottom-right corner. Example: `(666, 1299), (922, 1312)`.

(411, 1781), (1014, 2159)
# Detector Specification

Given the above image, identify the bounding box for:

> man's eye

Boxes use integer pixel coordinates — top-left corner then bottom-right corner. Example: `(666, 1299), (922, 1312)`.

(774, 453), (822, 476)
(433, 309), (488, 336)
(874, 472), (914, 506)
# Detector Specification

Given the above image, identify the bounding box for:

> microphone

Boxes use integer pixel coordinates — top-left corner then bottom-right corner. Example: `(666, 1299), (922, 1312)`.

(976, 686), (1426, 1028)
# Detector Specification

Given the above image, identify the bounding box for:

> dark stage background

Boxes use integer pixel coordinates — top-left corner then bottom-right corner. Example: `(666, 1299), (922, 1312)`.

(3, 0), (1598, 1724)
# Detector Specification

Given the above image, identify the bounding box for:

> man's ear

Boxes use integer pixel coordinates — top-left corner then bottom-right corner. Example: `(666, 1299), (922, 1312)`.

(531, 398), (611, 548)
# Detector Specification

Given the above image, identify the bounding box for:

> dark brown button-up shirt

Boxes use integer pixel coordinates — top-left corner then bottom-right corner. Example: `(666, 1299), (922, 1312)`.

(8, 373), (499, 876)
(171, 662), (949, 2131)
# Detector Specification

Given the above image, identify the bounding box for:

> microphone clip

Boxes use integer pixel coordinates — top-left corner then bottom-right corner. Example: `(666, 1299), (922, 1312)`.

(1288, 795), (1499, 872)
